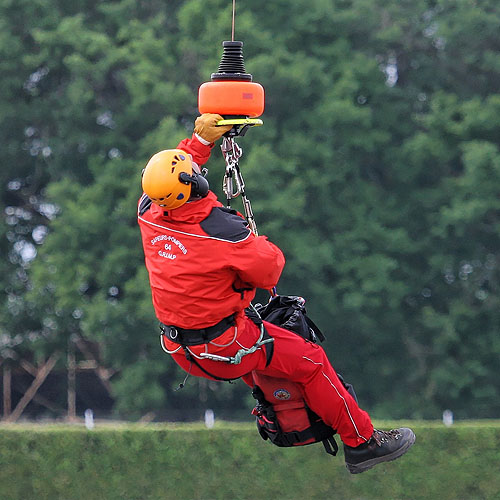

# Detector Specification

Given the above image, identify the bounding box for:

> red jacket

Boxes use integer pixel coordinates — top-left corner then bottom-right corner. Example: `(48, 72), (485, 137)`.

(137, 134), (285, 330)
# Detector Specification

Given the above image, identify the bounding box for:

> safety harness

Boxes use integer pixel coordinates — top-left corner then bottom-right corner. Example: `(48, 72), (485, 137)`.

(160, 305), (274, 382)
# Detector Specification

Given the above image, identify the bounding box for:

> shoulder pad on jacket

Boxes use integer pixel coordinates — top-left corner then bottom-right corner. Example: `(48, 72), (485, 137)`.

(139, 195), (152, 216)
(200, 207), (251, 242)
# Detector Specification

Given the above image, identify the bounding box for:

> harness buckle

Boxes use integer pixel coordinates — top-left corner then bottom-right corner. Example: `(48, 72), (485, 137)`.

(169, 327), (178, 340)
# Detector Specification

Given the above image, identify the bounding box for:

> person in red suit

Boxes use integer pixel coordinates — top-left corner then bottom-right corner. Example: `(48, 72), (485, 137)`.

(137, 113), (415, 473)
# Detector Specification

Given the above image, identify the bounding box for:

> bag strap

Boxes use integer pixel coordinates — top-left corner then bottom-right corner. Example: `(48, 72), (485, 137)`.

(322, 436), (339, 456)
(245, 306), (274, 366)
(304, 315), (325, 343)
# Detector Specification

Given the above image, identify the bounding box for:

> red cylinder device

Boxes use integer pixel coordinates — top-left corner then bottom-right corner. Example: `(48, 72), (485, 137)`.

(198, 41), (265, 118)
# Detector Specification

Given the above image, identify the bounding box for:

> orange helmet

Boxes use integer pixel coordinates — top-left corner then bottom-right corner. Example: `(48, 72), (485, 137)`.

(141, 149), (195, 209)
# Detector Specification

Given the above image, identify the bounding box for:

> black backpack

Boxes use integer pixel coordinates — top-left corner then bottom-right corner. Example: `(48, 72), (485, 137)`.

(255, 295), (325, 343)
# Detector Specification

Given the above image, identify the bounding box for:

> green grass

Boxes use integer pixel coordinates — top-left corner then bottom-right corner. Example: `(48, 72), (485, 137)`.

(0, 420), (499, 500)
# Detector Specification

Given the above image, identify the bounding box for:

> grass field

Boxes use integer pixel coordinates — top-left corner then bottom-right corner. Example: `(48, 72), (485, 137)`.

(0, 420), (499, 499)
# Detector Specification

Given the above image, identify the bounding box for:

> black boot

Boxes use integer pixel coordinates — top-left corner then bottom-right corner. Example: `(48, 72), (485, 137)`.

(343, 428), (415, 474)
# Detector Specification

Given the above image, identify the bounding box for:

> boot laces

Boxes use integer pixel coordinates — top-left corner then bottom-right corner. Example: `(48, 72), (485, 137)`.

(372, 429), (401, 446)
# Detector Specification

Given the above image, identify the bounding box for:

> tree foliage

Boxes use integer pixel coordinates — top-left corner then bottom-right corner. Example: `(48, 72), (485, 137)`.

(1, 0), (499, 420)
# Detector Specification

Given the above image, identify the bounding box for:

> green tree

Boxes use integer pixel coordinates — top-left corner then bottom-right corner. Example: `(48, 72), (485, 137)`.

(2, 0), (499, 420)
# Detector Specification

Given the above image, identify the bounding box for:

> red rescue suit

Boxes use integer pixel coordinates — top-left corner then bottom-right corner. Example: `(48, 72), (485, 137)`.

(138, 134), (374, 447)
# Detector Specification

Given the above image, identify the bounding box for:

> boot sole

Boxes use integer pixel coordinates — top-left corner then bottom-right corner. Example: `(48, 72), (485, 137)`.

(345, 430), (416, 474)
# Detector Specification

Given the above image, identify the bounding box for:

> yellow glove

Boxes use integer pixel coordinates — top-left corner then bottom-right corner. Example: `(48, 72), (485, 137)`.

(194, 114), (232, 144)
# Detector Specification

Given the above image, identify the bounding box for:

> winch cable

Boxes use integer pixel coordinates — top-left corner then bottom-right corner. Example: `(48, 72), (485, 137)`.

(231, 0), (236, 42)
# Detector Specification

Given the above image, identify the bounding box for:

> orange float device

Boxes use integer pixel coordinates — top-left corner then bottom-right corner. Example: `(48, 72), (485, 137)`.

(198, 41), (265, 118)
(198, 80), (264, 117)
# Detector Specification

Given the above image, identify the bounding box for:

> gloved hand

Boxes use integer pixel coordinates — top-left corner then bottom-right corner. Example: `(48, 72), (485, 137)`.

(194, 113), (232, 144)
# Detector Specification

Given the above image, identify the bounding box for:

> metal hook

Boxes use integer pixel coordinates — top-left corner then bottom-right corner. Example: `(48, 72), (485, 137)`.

(222, 137), (244, 201)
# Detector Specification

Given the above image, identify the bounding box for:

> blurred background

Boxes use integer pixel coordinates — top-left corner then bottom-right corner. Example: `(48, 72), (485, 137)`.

(1, 0), (499, 424)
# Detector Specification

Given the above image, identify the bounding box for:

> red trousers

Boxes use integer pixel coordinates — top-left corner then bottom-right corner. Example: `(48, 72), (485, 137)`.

(168, 317), (374, 447)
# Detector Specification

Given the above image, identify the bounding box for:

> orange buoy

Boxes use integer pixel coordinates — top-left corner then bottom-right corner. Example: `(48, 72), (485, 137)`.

(198, 41), (265, 118)
(198, 80), (264, 117)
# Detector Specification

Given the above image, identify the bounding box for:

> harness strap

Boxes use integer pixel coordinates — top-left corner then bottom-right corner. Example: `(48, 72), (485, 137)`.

(160, 314), (236, 346)
(271, 426), (320, 447)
